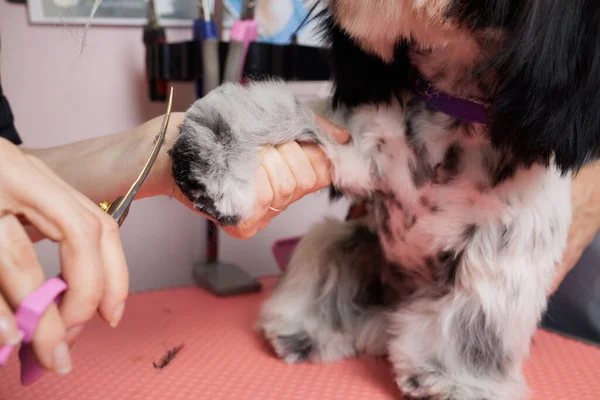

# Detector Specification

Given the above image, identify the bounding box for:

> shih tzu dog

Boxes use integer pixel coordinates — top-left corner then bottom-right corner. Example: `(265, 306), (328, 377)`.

(168, 1), (600, 399)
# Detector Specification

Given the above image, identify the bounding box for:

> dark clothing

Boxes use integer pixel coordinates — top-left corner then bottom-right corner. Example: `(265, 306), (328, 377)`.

(542, 233), (600, 345)
(0, 85), (21, 145)
(0, 34), (22, 145)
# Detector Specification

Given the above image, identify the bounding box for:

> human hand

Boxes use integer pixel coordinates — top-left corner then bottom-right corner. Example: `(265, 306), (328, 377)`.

(153, 113), (350, 239)
(0, 138), (129, 375)
(551, 162), (600, 293)
(223, 116), (350, 239)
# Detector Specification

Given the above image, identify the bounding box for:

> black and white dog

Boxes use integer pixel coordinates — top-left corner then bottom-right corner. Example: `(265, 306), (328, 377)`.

(169, 1), (600, 399)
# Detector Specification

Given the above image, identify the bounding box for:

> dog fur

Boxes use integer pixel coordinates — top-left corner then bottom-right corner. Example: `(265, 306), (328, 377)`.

(168, 1), (600, 399)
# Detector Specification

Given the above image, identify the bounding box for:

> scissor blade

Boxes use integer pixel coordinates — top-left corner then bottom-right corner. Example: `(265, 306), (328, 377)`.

(109, 86), (174, 224)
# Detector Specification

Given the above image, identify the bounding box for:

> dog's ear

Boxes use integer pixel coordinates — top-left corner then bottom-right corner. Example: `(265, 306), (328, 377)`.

(489, 0), (600, 174)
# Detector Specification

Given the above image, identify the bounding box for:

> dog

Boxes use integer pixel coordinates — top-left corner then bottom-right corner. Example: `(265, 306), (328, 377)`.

(168, 1), (600, 399)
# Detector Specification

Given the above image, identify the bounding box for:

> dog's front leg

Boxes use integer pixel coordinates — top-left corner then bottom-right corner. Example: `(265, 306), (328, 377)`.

(168, 80), (379, 226)
(387, 248), (561, 400)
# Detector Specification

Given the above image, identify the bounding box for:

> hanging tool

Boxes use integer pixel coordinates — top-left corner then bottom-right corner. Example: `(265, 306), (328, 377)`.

(222, 0), (259, 83)
(0, 88), (175, 386)
(144, 0), (168, 101)
(200, 0), (221, 94)
(200, 0), (258, 89)
(193, 0), (262, 297)
(192, 0), (210, 98)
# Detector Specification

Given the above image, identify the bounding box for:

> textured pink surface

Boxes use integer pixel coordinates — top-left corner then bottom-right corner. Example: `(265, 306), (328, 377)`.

(1, 277), (599, 400)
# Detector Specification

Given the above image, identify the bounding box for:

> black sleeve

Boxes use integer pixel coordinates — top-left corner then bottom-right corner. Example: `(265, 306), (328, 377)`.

(0, 82), (22, 145)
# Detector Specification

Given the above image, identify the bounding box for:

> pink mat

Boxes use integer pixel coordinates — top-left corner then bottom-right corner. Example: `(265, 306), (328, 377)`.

(1, 277), (599, 400)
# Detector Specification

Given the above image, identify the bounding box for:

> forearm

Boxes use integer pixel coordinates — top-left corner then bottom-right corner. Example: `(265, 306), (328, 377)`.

(552, 159), (600, 292)
(21, 112), (185, 205)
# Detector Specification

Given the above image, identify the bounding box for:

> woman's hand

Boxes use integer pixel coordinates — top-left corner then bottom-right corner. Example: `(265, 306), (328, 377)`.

(0, 138), (129, 375)
(154, 113), (350, 239)
(551, 162), (600, 292)
(225, 116), (350, 239)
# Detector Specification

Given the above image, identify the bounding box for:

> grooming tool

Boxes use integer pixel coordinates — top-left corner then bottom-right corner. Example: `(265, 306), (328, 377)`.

(0, 88), (174, 386)
(99, 86), (174, 226)
(222, 0), (259, 83)
(192, 0), (262, 297)
(144, 0), (168, 101)
(200, 0), (221, 94)
(193, 0), (207, 98)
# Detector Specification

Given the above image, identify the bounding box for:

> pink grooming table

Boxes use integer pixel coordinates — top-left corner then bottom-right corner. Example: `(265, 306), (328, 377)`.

(1, 277), (599, 400)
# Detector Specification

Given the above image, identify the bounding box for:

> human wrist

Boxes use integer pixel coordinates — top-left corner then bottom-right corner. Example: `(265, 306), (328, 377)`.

(135, 111), (185, 199)
(552, 160), (600, 292)
(572, 160), (600, 225)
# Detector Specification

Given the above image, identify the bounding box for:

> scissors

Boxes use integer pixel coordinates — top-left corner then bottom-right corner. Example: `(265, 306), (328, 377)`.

(0, 87), (174, 386)
(143, 0), (168, 101)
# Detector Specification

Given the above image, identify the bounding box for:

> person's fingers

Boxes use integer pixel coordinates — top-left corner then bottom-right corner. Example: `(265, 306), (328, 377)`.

(224, 166), (273, 239)
(299, 143), (334, 192)
(254, 142), (319, 231)
(11, 164), (105, 332)
(315, 115), (351, 144)
(259, 146), (296, 211)
(0, 214), (71, 374)
(0, 295), (22, 346)
(26, 155), (128, 329)
(251, 133), (342, 233)
(276, 141), (318, 203)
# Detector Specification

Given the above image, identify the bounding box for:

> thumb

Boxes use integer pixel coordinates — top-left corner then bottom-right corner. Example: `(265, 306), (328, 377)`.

(315, 115), (351, 144)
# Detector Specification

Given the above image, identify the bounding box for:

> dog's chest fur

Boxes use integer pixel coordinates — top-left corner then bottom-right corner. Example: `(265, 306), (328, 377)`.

(339, 93), (571, 296)
(318, 10), (570, 295)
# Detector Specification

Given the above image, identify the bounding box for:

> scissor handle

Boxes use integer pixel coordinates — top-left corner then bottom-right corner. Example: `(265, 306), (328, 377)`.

(100, 196), (129, 227)
(223, 20), (258, 83)
(202, 37), (221, 94)
(0, 277), (68, 385)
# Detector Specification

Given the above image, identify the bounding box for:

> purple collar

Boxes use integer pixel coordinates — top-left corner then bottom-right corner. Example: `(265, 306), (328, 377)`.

(414, 79), (490, 125)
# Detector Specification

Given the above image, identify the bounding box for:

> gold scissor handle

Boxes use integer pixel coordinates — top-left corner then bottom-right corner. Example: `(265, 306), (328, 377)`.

(99, 87), (174, 226)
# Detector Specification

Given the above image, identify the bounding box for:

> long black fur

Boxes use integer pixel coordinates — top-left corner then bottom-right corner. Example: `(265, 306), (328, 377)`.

(319, 1), (600, 174)
(448, 0), (600, 174)
(489, 0), (600, 174)
(316, 11), (414, 109)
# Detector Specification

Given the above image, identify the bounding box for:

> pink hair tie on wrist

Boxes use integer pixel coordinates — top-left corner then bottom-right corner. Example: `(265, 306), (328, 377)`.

(0, 277), (68, 385)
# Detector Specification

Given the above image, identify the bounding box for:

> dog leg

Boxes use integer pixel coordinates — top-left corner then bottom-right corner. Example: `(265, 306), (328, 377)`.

(169, 79), (390, 226)
(169, 80), (336, 225)
(257, 217), (397, 363)
(386, 253), (560, 400)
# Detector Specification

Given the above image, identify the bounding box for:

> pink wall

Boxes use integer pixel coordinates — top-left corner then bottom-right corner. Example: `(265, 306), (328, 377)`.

(0, 2), (349, 291)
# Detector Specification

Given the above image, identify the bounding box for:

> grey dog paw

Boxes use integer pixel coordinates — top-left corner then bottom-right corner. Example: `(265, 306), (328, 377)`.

(169, 86), (259, 226)
(169, 80), (326, 225)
